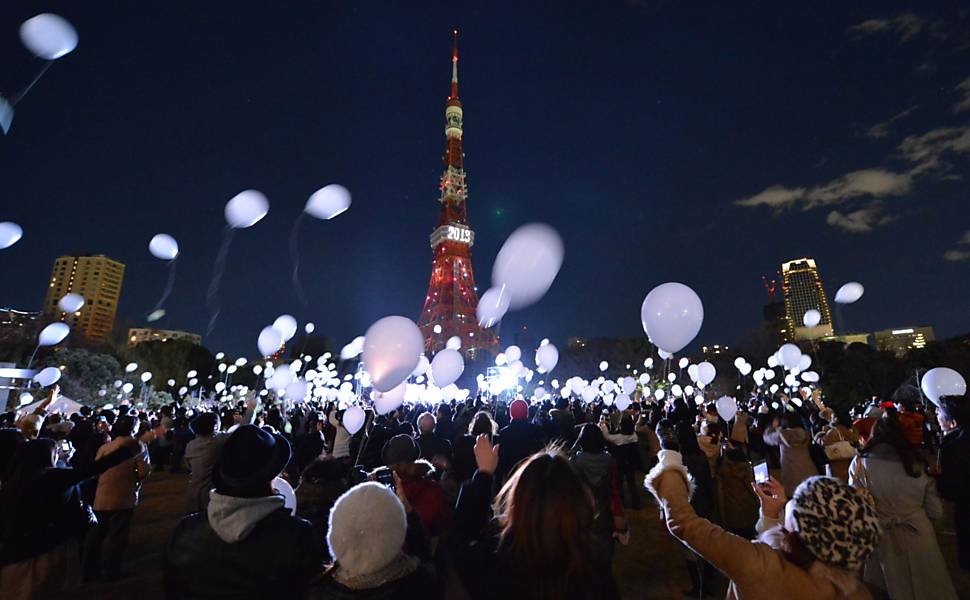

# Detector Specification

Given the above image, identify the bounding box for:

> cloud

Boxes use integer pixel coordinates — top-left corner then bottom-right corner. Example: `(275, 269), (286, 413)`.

(849, 13), (941, 42)
(944, 249), (970, 262)
(825, 203), (896, 233)
(733, 185), (806, 209)
(866, 106), (918, 138)
(955, 77), (970, 113)
(735, 168), (912, 210)
(898, 126), (970, 173)
(961, 230), (970, 245)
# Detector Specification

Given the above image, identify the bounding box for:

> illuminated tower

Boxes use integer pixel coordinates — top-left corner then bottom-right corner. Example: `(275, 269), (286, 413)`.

(417, 31), (498, 359)
(44, 254), (125, 344)
(781, 258), (835, 341)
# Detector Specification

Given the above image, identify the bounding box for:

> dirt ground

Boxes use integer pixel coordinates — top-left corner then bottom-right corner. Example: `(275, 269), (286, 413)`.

(69, 471), (970, 600)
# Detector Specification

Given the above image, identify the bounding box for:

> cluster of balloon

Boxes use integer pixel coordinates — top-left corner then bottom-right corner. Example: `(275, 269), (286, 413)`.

(641, 282), (704, 355)
(290, 184), (352, 306)
(256, 314), (299, 358)
(0, 13), (78, 134)
(207, 190), (269, 336)
(921, 367), (967, 406)
(0, 222), (23, 250)
(147, 234), (180, 322)
(478, 223), (564, 327)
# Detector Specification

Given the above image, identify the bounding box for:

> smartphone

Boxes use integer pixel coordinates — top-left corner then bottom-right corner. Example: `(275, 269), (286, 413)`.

(754, 461), (769, 484)
(376, 469), (396, 491)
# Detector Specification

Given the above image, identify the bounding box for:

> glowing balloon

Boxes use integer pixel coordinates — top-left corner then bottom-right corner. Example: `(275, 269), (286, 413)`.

(687, 364), (699, 382)
(678, 357), (689, 369)
(273, 314), (298, 342)
(921, 367), (967, 406)
(621, 376), (636, 395)
(733, 357), (745, 370)
(599, 361), (609, 372)
(258, 326), (284, 357)
(342, 405), (366, 435)
(801, 371), (820, 383)
(362, 316), (423, 393)
(20, 14), (77, 60)
(0, 222), (23, 250)
(140, 372), (152, 383)
(431, 349), (464, 388)
(272, 476), (297, 514)
(375, 381), (406, 415)
(797, 354), (812, 372)
(37, 322), (69, 347)
(305, 322), (315, 334)
(411, 354), (430, 377)
(536, 343), (559, 373)
(149, 234), (179, 260)
(446, 336), (462, 351)
(33, 366), (61, 387)
(803, 309), (821, 328)
(505, 345), (522, 363)
(581, 387), (598, 404)
(122, 382), (134, 394)
(284, 378), (308, 402)
(697, 362), (716, 386)
(834, 282), (865, 305)
(58, 293), (84, 313)
(716, 396), (738, 421)
(640, 282), (704, 354)
(19, 393), (34, 406)
(492, 223), (564, 309)
(615, 394), (632, 411)
(305, 184), (351, 220)
(767, 355), (778, 368)
(658, 349), (673, 360)
(778, 344), (802, 370)
(739, 363), (752, 376)
(225, 190), (269, 229)
(477, 286), (511, 327)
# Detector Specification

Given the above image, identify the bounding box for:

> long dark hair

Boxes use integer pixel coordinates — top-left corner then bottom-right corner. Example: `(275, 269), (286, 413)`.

(861, 414), (926, 478)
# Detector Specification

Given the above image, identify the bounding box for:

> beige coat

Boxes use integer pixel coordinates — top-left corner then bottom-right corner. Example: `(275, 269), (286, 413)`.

(93, 436), (150, 511)
(647, 453), (872, 600)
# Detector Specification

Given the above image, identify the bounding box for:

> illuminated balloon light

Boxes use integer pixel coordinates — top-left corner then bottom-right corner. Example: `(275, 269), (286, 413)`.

(601, 380), (615, 394)
(305, 322), (315, 334)
(273, 314), (298, 342)
(778, 344), (802, 370)
(694, 394), (705, 406)
(342, 405), (365, 435)
(767, 355), (778, 368)
(491, 223), (564, 310)
(446, 336), (462, 351)
(477, 286), (511, 328)
(921, 367), (967, 406)
(0, 222), (23, 249)
(257, 326), (284, 357)
(666, 372), (676, 383)
(644, 358), (654, 370)
(536, 343), (559, 373)
(54, 293), (84, 315)
(285, 379), (308, 402)
(38, 322), (69, 347)
(716, 396), (738, 421)
(431, 349), (464, 388)
(834, 282), (865, 305)
(581, 387), (598, 404)
(495, 353), (507, 367)
(679, 357), (690, 369)
(800, 371), (820, 383)
(657, 349), (673, 360)
(697, 362), (716, 386)
(803, 309), (821, 328)
(433, 324), (442, 334)
(305, 184), (352, 220)
(671, 384), (683, 398)
(216, 352), (226, 360)
(186, 370), (197, 378)
(655, 389), (666, 401)
(225, 190), (269, 229)
(504, 345), (522, 363)
(375, 381), (406, 415)
(149, 234), (179, 260)
(20, 14), (78, 60)
(739, 363), (752, 376)
(599, 361), (609, 372)
(33, 366), (61, 387)
(122, 383), (134, 394)
(621, 376), (636, 395)
(362, 316), (423, 393)
(19, 392), (35, 406)
(140, 372), (152, 383)
(797, 354), (812, 372)
(215, 382), (226, 393)
(638, 373), (650, 385)
(640, 282), (704, 354)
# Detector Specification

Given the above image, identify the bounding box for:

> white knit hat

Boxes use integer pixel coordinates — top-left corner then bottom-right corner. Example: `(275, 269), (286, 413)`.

(327, 482), (406, 578)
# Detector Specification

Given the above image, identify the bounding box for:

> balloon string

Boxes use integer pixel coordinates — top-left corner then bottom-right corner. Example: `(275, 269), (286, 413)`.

(289, 212), (308, 308)
(10, 62), (52, 106)
(150, 259), (178, 314)
(205, 228), (235, 338)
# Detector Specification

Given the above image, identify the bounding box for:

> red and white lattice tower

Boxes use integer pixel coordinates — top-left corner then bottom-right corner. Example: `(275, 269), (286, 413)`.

(417, 31), (498, 359)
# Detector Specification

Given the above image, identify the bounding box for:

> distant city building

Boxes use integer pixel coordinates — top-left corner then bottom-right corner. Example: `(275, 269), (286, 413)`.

(822, 332), (871, 346)
(128, 327), (202, 347)
(567, 337), (589, 350)
(0, 307), (40, 330)
(874, 326), (935, 357)
(762, 301), (787, 344)
(781, 258), (835, 341)
(702, 344), (730, 357)
(43, 255), (125, 344)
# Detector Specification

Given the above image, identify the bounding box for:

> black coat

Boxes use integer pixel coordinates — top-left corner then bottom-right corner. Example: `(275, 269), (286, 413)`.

(163, 507), (323, 599)
(496, 420), (545, 482)
(938, 427), (970, 570)
(416, 433), (452, 462)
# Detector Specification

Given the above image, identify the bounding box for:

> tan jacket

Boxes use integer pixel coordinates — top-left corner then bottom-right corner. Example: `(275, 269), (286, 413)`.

(646, 452), (872, 600)
(93, 436), (150, 511)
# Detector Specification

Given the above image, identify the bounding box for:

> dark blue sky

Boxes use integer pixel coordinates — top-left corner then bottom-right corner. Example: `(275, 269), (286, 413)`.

(1, 1), (968, 357)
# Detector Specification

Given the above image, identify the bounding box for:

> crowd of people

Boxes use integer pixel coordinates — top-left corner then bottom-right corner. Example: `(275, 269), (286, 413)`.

(0, 380), (968, 599)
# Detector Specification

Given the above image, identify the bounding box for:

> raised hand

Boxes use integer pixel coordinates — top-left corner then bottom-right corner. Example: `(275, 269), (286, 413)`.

(473, 434), (499, 475)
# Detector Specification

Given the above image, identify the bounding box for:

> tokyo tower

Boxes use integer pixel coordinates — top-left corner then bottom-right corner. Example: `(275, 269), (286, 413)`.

(417, 31), (498, 359)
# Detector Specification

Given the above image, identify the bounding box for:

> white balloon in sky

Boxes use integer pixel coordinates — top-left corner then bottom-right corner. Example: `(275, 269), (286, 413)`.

(33, 366), (61, 387)
(492, 223), (564, 310)
(122, 382), (134, 394)
(58, 293), (84, 313)
(362, 316), (423, 393)
(778, 343), (802, 370)
(411, 354), (430, 377)
(599, 361), (609, 372)
(0, 222), (23, 249)
(535, 343), (559, 373)
(225, 190), (269, 229)
(767, 355), (778, 368)
(477, 286), (511, 328)
(305, 184), (351, 220)
(140, 372), (152, 383)
(697, 361), (716, 386)
(739, 362), (752, 376)
(504, 345), (522, 363)
(803, 309), (821, 328)
(678, 357), (689, 369)
(273, 314), (298, 342)
(342, 405), (366, 435)
(834, 282), (864, 305)
(305, 322), (315, 334)
(431, 349), (464, 388)
(37, 322), (69, 347)
(20, 14), (78, 60)
(257, 326), (284, 357)
(19, 392), (34, 406)
(640, 282), (704, 354)
(446, 336), (462, 351)
(433, 324), (442, 334)
(149, 234), (179, 260)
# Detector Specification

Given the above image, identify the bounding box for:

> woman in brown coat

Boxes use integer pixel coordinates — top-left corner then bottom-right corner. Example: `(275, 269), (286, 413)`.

(763, 414), (818, 497)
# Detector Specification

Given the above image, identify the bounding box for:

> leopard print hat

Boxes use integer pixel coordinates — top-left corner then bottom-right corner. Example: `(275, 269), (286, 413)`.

(789, 476), (882, 571)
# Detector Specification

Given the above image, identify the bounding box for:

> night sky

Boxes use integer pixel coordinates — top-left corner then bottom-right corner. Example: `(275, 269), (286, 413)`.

(1, 1), (968, 358)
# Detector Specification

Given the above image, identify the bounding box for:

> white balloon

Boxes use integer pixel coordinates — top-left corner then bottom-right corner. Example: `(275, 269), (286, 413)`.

(411, 355), (430, 377)
(33, 366), (61, 387)
(140, 372), (152, 383)
(655, 389), (666, 400)
(284, 378), (308, 402)
(797, 354), (812, 372)
(764, 369), (776, 381)
(272, 476), (297, 514)
(342, 406), (366, 435)
(599, 361), (609, 372)
(225, 190), (269, 229)
(446, 336), (462, 351)
(375, 381), (406, 415)
(215, 382), (226, 393)
(671, 384), (683, 397)
(667, 372), (676, 383)
(921, 367), (967, 406)
(644, 358), (654, 370)
(362, 316), (423, 392)
(679, 357), (690, 369)
(621, 376), (637, 395)
(658, 349), (673, 360)
(640, 282), (704, 354)
(149, 234), (179, 260)
(491, 223), (564, 309)
(739, 363), (752, 376)
(800, 371), (820, 383)
(258, 326), (284, 357)
(0, 222), (23, 250)
(431, 349), (464, 388)
(601, 380), (616, 394)
(687, 364), (699, 382)
(477, 286), (511, 327)
(803, 309), (821, 328)
(122, 382), (134, 394)
(305, 184), (351, 220)
(716, 396), (738, 421)
(615, 394), (632, 411)
(767, 355), (778, 368)
(638, 373), (650, 385)
(734, 357), (746, 370)
(187, 369), (197, 378)
(505, 345), (522, 363)
(581, 387), (598, 404)
(535, 343), (559, 373)
(834, 282), (864, 305)
(125, 362), (138, 373)
(778, 344), (802, 370)
(19, 392), (34, 406)
(37, 322), (69, 347)
(697, 362), (716, 386)
(20, 14), (77, 60)
(58, 293), (84, 313)
(273, 315), (298, 342)
(305, 322), (315, 334)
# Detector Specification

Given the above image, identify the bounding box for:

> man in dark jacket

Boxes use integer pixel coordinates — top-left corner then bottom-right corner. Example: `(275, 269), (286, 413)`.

(415, 412), (452, 463)
(937, 394), (970, 571)
(163, 425), (323, 598)
(434, 403), (458, 442)
(496, 399), (545, 484)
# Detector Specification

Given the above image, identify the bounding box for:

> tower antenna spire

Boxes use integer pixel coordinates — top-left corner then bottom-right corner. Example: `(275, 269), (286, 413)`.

(450, 29), (459, 99)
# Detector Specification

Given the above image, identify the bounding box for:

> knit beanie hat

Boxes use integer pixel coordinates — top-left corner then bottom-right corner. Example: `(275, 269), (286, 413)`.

(788, 476), (881, 570)
(510, 399), (529, 420)
(327, 482), (406, 578)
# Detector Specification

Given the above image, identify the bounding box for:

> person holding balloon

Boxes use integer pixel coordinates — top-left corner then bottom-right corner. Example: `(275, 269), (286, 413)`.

(936, 394), (970, 571)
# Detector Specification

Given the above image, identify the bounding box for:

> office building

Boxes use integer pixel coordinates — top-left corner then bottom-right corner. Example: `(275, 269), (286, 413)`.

(0, 307), (40, 331)
(762, 300), (787, 344)
(874, 326), (935, 357)
(128, 327), (202, 347)
(43, 254), (125, 344)
(781, 258), (835, 341)
(822, 332), (871, 347)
